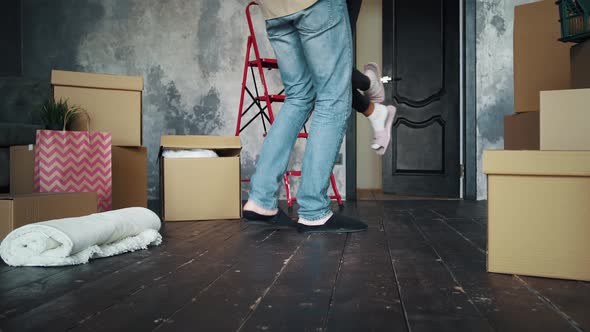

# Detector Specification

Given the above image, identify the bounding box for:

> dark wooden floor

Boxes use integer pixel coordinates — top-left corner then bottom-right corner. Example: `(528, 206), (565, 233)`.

(1, 200), (589, 332)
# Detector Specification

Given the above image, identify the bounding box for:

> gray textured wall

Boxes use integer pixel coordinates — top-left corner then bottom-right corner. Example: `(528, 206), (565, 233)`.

(13, 0), (545, 201)
(21, 0), (346, 200)
(475, 0), (539, 199)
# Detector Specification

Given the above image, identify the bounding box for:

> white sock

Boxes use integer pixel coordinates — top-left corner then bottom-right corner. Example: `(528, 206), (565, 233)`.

(368, 103), (388, 132)
(298, 212), (333, 226)
(243, 200), (278, 216)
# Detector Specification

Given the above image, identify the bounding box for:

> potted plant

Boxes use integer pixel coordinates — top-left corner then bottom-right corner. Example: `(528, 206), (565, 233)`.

(38, 98), (85, 131)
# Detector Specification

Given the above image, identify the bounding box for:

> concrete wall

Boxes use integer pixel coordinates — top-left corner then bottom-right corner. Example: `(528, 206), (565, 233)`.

(4, 0), (547, 200)
(19, 0), (346, 200)
(0, 0), (22, 76)
(475, 0), (539, 199)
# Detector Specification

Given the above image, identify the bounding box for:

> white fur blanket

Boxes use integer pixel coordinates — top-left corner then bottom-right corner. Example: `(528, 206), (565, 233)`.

(0, 207), (162, 267)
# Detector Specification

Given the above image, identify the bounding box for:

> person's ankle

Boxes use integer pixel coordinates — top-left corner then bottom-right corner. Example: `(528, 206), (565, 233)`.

(362, 102), (375, 118)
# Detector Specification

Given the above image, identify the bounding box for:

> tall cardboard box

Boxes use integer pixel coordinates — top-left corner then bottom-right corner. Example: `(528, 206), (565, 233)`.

(9, 145), (147, 209)
(514, 0), (571, 112)
(112, 146), (148, 209)
(160, 136), (241, 222)
(0, 192), (97, 240)
(483, 150), (590, 281)
(504, 112), (539, 150)
(571, 39), (590, 88)
(51, 70), (143, 146)
(540, 88), (590, 150)
(9, 145), (35, 194)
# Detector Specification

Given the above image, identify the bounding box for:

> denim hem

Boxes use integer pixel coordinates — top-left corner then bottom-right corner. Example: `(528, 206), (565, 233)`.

(247, 196), (278, 211)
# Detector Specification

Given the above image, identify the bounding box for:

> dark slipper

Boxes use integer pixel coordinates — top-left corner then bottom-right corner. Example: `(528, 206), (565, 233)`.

(243, 208), (295, 229)
(297, 214), (368, 233)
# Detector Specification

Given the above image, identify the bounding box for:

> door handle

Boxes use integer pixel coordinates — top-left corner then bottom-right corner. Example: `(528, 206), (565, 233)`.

(380, 76), (402, 84)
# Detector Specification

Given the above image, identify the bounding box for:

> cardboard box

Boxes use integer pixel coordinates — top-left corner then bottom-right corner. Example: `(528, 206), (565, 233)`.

(9, 145), (35, 194)
(160, 135), (241, 222)
(514, 0), (571, 112)
(112, 146), (147, 209)
(504, 112), (539, 150)
(51, 70), (143, 146)
(571, 40), (590, 89)
(483, 150), (590, 281)
(540, 88), (590, 150)
(9, 145), (147, 209)
(0, 192), (97, 240)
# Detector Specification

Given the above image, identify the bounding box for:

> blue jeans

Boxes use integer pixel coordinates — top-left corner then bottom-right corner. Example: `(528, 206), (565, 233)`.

(248, 0), (353, 221)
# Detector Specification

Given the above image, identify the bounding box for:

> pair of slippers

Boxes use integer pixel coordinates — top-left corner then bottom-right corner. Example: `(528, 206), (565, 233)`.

(243, 209), (367, 233)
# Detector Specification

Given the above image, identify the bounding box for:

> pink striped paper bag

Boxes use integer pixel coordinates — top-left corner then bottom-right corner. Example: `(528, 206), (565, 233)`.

(34, 130), (112, 212)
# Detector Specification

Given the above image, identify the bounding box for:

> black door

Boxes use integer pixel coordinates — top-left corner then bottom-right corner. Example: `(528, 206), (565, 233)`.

(382, 0), (460, 197)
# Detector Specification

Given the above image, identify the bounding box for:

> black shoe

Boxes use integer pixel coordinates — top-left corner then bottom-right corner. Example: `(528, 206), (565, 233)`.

(243, 208), (295, 229)
(297, 214), (368, 233)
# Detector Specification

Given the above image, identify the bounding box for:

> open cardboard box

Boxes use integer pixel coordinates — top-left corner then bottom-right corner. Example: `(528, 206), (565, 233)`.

(9, 145), (147, 209)
(160, 135), (242, 222)
(51, 70), (143, 147)
(0, 192), (97, 240)
(483, 150), (590, 281)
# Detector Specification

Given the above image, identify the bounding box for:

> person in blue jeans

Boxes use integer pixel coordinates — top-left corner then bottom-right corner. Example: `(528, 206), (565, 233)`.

(243, 0), (368, 233)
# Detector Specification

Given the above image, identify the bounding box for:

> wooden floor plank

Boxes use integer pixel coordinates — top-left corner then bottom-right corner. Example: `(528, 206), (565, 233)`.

(427, 207), (589, 331)
(154, 228), (307, 332)
(0, 266), (77, 294)
(428, 201), (488, 219)
(383, 207), (494, 332)
(0, 220), (245, 331)
(514, 276), (590, 331)
(236, 232), (347, 332)
(437, 217), (487, 254)
(0, 222), (213, 320)
(71, 226), (278, 332)
(324, 201), (407, 332)
(0, 221), (198, 291)
(1, 200), (589, 332)
(407, 209), (580, 332)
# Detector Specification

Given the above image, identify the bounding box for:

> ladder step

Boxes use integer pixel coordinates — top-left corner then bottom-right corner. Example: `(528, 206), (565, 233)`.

(255, 95), (285, 103)
(263, 133), (308, 138)
(248, 58), (279, 69)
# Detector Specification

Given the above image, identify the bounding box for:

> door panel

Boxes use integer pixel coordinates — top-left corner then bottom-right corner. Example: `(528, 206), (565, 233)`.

(383, 0), (460, 197)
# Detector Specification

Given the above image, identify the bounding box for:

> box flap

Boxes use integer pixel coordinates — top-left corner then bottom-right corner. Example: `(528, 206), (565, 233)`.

(483, 150), (590, 176)
(160, 135), (241, 150)
(51, 70), (143, 91)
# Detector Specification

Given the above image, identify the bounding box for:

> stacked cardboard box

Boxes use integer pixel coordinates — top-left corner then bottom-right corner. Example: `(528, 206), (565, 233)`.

(0, 192), (97, 239)
(571, 39), (590, 88)
(486, 0), (590, 281)
(505, 0), (570, 150)
(6, 70), (148, 237)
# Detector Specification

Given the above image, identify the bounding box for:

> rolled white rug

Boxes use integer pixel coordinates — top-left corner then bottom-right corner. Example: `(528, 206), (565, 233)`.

(0, 207), (162, 267)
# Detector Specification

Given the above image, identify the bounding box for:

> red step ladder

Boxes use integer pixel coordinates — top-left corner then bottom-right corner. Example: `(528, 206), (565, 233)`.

(236, 2), (343, 210)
